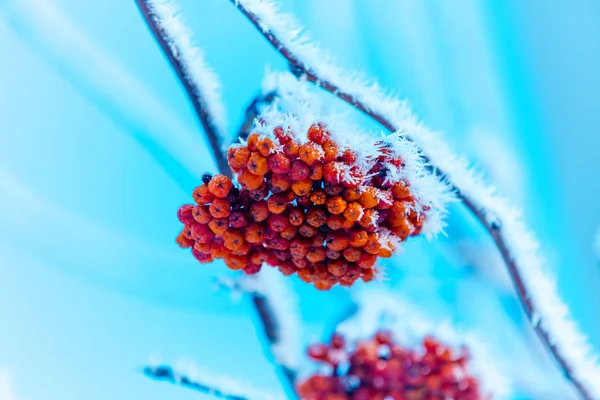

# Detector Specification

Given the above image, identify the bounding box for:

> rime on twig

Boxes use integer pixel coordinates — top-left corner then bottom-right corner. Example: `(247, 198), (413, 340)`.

(227, 1), (599, 398)
(135, 0), (230, 175)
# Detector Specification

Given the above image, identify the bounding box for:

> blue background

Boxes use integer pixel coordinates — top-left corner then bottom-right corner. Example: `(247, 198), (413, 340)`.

(0, 0), (599, 399)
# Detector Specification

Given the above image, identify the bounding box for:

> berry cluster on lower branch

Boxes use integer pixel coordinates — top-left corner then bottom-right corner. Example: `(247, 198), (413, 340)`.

(297, 332), (485, 400)
(177, 122), (427, 289)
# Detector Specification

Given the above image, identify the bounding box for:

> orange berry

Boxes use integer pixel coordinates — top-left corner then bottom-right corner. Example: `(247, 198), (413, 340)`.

(328, 259), (348, 277)
(307, 123), (330, 145)
(326, 196), (348, 215)
(279, 262), (297, 276)
(324, 182), (344, 196)
(270, 173), (292, 193)
(326, 249), (341, 260)
(192, 184), (214, 205)
(237, 169), (264, 190)
(192, 247), (213, 263)
(193, 241), (211, 254)
(326, 231), (349, 251)
(327, 214), (345, 231)
(321, 140), (339, 163)
(223, 229), (244, 250)
(299, 223), (318, 238)
(314, 281), (334, 291)
(209, 198), (231, 218)
(297, 268), (313, 283)
(292, 257), (309, 269)
(192, 205), (212, 224)
(176, 229), (194, 248)
(250, 200), (269, 222)
(364, 233), (382, 254)
(224, 254), (247, 270)
(283, 140), (300, 159)
(267, 194), (289, 214)
(378, 247), (393, 258)
(247, 152), (269, 176)
(349, 230), (369, 247)
(191, 223), (215, 244)
(306, 207), (328, 228)
(273, 126), (291, 144)
(249, 249), (269, 265)
(249, 182), (269, 201)
(358, 209), (378, 229)
(208, 218), (228, 236)
(181, 224), (194, 240)
(210, 238), (228, 258)
(361, 268), (375, 282)
(306, 247), (327, 263)
(257, 136), (274, 157)
(343, 188), (361, 202)
(292, 179), (313, 196)
(243, 223), (264, 244)
(290, 238), (311, 257)
(309, 162), (323, 180)
(357, 253), (376, 269)
(341, 217), (355, 230)
(295, 194), (312, 208)
(280, 225), (298, 240)
(340, 149), (357, 164)
(343, 202), (364, 222)
(268, 213), (290, 232)
(310, 189), (327, 205)
(243, 262), (262, 274)
(231, 240), (251, 256)
(391, 181), (411, 199)
(288, 207), (305, 226)
(390, 218), (413, 239)
(289, 159), (311, 181)
(208, 174), (232, 199)
(343, 246), (362, 262)
(268, 153), (291, 174)
(299, 142), (323, 166)
(247, 133), (260, 151)
(339, 269), (360, 287)
(227, 146), (250, 170)
(377, 191), (394, 209)
(359, 187), (379, 208)
(323, 161), (343, 184)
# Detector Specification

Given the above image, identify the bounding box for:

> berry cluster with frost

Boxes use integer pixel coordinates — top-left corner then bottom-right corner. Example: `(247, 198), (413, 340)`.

(297, 332), (484, 400)
(176, 120), (430, 289)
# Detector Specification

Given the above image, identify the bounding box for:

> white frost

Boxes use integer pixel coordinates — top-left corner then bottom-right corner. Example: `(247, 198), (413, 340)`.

(147, 0), (228, 141)
(150, 359), (284, 400)
(232, 0), (600, 396)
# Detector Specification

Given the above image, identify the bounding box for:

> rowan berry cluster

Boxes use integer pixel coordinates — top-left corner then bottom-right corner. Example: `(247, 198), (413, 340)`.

(297, 332), (484, 400)
(176, 122), (426, 289)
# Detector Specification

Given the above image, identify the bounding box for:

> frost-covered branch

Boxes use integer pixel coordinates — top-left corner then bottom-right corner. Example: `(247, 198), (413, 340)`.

(227, 1), (600, 398)
(143, 362), (284, 400)
(237, 91), (278, 141)
(136, 0), (230, 175)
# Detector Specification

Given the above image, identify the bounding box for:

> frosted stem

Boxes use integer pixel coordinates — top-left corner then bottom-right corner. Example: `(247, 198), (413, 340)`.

(135, 0), (231, 175)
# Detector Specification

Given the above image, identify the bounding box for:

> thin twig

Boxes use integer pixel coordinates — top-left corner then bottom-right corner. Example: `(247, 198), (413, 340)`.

(136, 3), (296, 397)
(227, 2), (593, 399)
(135, 0), (230, 175)
(236, 91), (278, 141)
(143, 365), (249, 400)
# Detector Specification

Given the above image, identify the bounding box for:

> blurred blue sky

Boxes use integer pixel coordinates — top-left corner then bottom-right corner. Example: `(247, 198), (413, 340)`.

(0, 0), (599, 399)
